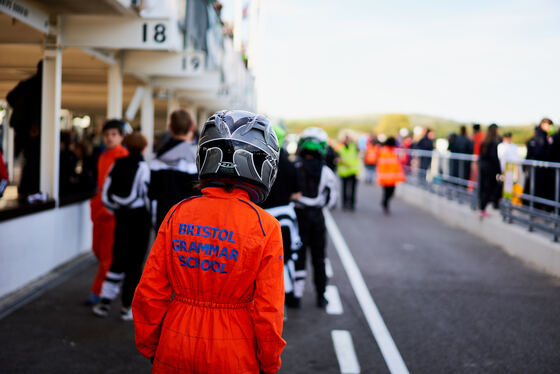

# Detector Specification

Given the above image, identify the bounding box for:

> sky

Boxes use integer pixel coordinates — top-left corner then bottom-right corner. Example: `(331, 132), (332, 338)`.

(224, 0), (560, 125)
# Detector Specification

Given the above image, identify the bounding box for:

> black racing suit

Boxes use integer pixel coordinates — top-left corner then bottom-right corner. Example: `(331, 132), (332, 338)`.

(293, 155), (337, 303)
(260, 149), (303, 304)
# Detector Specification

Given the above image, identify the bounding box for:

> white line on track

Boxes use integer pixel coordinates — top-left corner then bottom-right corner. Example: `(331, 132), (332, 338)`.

(326, 258), (334, 278)
(332, 330), (361, 374)
(324, 209), (410, 374)
(325, 285), (343, 315)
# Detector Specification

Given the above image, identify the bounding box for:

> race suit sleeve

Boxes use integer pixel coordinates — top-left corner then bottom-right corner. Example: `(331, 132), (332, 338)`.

(322, 166), (338, 209)
(100, 165), (117, 212)
(132, 222), (172, 359)
(253, 220), (287, 374)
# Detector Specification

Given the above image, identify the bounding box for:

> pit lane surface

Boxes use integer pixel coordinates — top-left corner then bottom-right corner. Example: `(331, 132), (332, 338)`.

(1, 183), (559, 373)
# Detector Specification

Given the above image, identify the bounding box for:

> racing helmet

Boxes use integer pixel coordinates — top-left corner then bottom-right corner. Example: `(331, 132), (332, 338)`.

(197, 110), (280, 203)
(297, 127), (328, 156)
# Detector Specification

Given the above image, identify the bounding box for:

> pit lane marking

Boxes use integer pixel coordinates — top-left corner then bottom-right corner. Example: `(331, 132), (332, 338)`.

(325, 209), (410, 374)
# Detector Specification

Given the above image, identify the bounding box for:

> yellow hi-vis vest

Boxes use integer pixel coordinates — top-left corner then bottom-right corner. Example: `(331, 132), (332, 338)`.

(336, 142), (360, 178)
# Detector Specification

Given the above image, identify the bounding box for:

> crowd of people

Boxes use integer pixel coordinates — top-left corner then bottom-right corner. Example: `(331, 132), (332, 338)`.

(356, 118), (558, 219)
(4, 104), (554, 372)
(78, 108), (417, 372)
(77, 111), (330, 372)
(446, 118), (559, 217)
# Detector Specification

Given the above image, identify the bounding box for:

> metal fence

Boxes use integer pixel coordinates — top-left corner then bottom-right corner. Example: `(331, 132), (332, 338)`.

(397, 148), (560, 242)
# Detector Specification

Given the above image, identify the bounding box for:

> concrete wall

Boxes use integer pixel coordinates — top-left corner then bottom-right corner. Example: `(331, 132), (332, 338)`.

(397, 183), (560, 278)
(0, 201), (92, 298)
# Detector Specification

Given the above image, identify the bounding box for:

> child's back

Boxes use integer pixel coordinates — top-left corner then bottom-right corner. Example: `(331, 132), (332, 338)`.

(133, 110), (286, 374)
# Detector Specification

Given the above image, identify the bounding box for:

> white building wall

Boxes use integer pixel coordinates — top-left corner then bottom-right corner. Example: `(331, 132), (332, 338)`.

(0, 202), (92, 298)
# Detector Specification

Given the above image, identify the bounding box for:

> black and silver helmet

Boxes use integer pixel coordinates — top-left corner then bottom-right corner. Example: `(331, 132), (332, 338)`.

(197, 110), (280, 203)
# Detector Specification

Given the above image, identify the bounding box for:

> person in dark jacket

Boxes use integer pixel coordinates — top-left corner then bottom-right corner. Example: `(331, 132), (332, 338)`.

(478, 124), (502, 218)
(324, 141), (338, 172)
(59, 131), (78, 198)
(6, 60), (42, 199)
(260, 123), (303, 309)
(93, 131), (151, 320)
(525, 118), (554, 211)
(415, 127), (434, 181)
(448, 126), (473, 183)
(149, 109), (199, 230)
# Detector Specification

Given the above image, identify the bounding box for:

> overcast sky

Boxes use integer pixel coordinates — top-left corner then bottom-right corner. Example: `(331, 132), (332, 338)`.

(225, 0), (560, 125)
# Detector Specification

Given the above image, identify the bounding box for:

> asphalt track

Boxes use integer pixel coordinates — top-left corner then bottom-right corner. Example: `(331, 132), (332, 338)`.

(1, 182), (559, 373)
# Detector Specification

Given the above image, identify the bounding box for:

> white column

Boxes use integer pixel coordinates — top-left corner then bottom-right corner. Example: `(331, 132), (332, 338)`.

(107, 62), (123, 119)
(41, 46), (62, 201)
(141, 84), (154, 161)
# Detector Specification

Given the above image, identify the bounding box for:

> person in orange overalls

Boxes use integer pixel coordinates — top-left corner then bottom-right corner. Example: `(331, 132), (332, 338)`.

(469, 123), (485, 191)
(363, 134), (380, 184)
(133, 110), (286, 374)
(85, 120), (129, 305)
(377, 137), (406, 215)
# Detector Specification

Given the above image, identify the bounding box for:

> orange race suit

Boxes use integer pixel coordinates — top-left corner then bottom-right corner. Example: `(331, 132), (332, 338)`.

(132, 187), (286, 374)
(89, 144), (129, 295)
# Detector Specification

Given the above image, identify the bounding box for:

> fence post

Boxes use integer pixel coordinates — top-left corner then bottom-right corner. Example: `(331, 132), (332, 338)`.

(529, 166), (535, 232)
(471, 157), (478, 211)
(555, 168), (559, 242)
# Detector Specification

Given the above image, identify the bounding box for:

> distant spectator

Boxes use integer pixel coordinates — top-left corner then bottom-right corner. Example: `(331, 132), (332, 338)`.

(363, 134), (380, 184)
(149, 109), (199, 230)
(472, 123), (484, 156)
(6, 60), (42, 200)
(498, 132), (521, 173)
(469, 123), (485, 188)
(478, 124), (502, 218)
(415, 127), (434, 180)
(377, 137), (405, 215)
(525, 118), (554, 210)
(449, 126), (473, 182)
(550, 124), (560, 163)
(59, 131), (78, 198)
(399, 134), (413, 169)
(336, 135), (360, 210)
(498, 132), (522, 204)
(72, 139), (97, 193)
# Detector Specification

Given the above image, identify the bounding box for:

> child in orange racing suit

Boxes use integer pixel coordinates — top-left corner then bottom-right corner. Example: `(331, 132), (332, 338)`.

(132, 110), (286, 374)
(86, 120), (129, 305)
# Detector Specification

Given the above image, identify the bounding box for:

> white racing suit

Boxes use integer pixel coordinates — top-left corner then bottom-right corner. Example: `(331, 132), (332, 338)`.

(265, 203), (304, 299)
